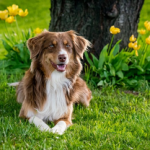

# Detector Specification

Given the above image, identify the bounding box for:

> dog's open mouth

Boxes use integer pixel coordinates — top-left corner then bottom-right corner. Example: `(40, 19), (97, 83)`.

(57, 64), (66, 72)
(51, 61), (66, 72)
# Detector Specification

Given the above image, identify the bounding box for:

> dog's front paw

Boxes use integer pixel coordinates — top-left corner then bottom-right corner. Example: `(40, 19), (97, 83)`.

(51, 121), (67, 135)
(51, 126), (64, 135)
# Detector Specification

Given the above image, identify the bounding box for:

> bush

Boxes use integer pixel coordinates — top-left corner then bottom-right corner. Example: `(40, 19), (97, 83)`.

(0, 4), (43, 73)
(84, 24), (150, 90)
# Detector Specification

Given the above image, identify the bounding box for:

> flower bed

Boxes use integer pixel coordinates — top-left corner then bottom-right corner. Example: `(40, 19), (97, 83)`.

(0, 4), (43, 73)
(84, 25), (150, 90)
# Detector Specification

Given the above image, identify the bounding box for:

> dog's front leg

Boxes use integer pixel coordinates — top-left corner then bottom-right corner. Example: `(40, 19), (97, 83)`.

(51, 120), (72, 135)
(51, 121), (67, 135)
(29, 116), (51, 132)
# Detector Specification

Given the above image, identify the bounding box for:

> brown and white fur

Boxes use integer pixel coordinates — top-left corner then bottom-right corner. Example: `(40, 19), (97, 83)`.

(16, 30), (92, 135)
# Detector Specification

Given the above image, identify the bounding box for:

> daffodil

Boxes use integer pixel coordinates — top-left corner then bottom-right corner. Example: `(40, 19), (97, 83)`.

(146, 36), (150, 45)
(18, 9), (28, 17)
(5, 16), (15, 23)
(7, 4), (19, 16)
(110, 26), (120, 35)
(132, 41), (140, 50)
(129, 35), (136, 42)
(144, 21), (148, 28)
(138, 29), (146, 35)
(132, 41), (140, 56)
(128, 42), (134, 48)
(0, 10), (8, 20)
(33, 28), (43, 34)
(144, 21), (150, 31)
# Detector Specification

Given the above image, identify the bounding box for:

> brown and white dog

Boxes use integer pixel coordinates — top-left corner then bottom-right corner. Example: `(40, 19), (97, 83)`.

(15, 30), (92, 135)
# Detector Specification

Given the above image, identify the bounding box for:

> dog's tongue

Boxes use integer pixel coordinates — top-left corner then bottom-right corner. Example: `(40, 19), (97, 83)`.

(57, 64), (66, 72)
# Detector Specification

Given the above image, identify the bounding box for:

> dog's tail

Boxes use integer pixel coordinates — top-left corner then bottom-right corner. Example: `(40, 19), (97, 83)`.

(8, 82), (19, 87)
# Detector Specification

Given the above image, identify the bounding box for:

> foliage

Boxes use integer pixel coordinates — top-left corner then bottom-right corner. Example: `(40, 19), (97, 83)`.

(0, 29), (34, 73)
(84, 23), (150, 89)
(0, 0), (50, 60)
(0, 4), (44, 73)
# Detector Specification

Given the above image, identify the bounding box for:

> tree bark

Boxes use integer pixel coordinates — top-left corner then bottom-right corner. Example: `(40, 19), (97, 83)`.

(49, 0), (144, 57)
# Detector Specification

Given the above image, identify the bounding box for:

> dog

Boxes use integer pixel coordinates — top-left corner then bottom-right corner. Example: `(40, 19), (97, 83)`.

(15, 30), (92, 135)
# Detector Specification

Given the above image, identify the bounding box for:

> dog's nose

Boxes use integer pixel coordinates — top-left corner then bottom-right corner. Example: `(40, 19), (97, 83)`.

(58, 54), (66, 62)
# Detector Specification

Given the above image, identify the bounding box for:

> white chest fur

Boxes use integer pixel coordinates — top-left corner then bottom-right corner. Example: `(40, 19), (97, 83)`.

(34, 70), (71, 121)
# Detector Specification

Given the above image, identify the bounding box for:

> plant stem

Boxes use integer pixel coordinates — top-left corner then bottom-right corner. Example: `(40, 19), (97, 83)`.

(108, 35), (114, 55)
(144, 44), (148, 53)
(4, 21), (13, 45)
(15, 16), (20, 38)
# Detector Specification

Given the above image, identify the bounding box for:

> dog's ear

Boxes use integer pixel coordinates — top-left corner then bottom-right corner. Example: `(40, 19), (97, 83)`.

(68, 30), (91, 59)
(27, 32), (47, 59)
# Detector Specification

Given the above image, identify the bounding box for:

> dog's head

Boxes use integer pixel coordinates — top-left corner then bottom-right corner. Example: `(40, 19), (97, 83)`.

(27, 30), (91, 75)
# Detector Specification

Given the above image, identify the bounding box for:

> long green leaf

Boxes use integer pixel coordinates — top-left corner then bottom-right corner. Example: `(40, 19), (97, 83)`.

(98, 44), (108, 69)
(108, 63), (115, 76)
(84, 51), (94, 66)
(91, 54), (98, 69)
(109, 40), (121, 62)
(116, 70), (124, 79)
(2, 40), (13, 52)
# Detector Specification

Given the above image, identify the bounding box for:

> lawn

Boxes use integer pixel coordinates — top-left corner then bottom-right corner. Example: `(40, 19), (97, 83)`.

(0, 73), (150, 149)
(0, 0), (150, 149)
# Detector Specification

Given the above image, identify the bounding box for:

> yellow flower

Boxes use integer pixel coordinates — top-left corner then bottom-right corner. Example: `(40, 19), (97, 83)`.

(138, 29), (146, 35)
(144, 21), (148, 28)
(13, 47), (19, 52)
(129, 35), (136, 42)
(7, 4), (19, 16)
(33, 28), (43, 34)
(0, 10), (8, 20)
(110, 26), (120, 35)
(128, 42), (134, 48)
(133, 41), (141, 50)
(146, 36), (150, 45)
(144, 21), (150, 31)
(132, 41), (140, 56)
(18, 9), (28, 17)
(5, 16), (15, 23)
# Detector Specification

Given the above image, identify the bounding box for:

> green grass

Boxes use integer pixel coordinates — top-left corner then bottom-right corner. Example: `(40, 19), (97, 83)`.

(0, 72), (150, 149)
(1, 0), (150, 149)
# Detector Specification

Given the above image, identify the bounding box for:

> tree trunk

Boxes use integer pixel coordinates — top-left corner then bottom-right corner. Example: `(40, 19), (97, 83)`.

(49, 0), (144, 57)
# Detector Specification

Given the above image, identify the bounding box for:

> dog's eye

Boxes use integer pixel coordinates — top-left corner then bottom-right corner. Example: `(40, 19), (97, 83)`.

(49, 44), (54, 48)
(66, 44), (70, 48)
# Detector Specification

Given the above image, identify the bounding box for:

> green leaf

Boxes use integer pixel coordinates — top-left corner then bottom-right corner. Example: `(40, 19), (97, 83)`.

(125, 79), (137, 86)
(135, 65), (144, 72)
(112, 77), (116, 85)
(91, 54), (99, 69)
(26, 28), (32, 40)
(2, 40), (13, 52)
(122, 63), (129, 71)
(109, 40), (121, 63)
(146, 56), (150, 62)
(98, 44), (108, 69)
(14, 43), (30, 63)
(116, 70), (124, 79)
(108, 63), (115, 76)
(84, 51), (94, 66)
(110, 40), (121, 57)
(97, 80), (104, 86)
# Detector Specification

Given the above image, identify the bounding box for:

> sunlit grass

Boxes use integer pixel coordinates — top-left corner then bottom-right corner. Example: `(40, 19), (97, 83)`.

(0, 72), (150, 149)
(0, 0), (150, 149)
